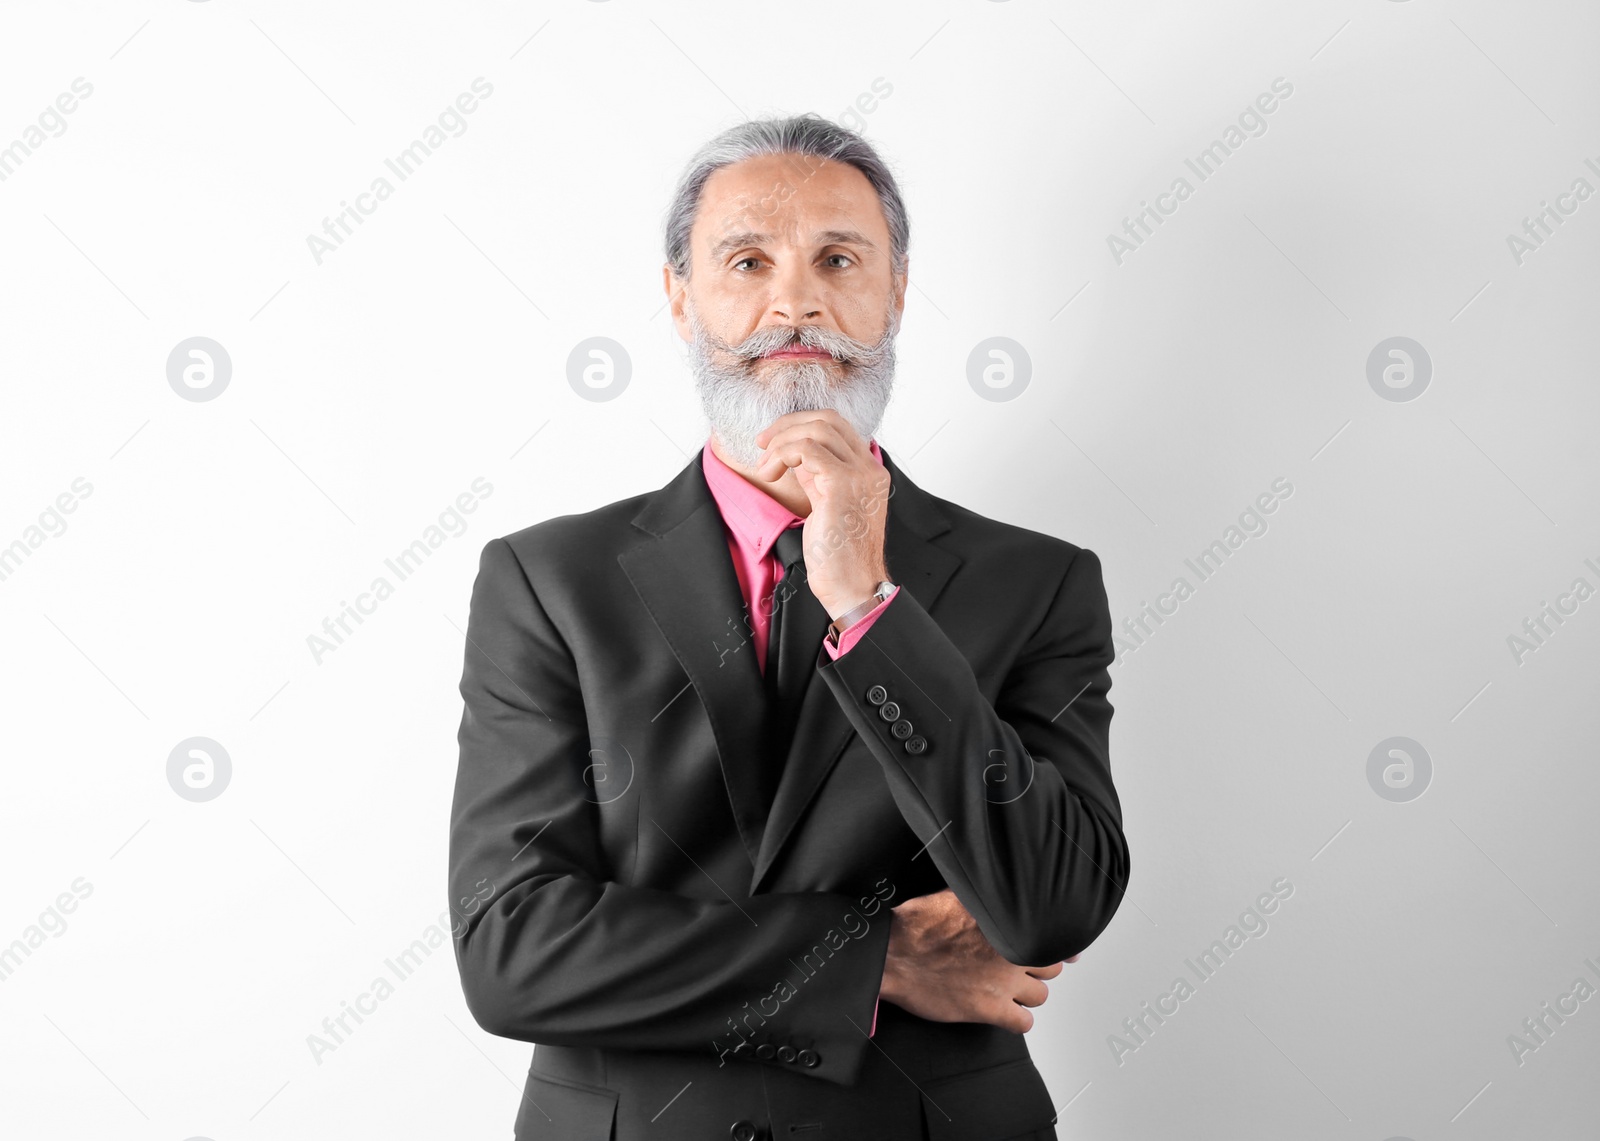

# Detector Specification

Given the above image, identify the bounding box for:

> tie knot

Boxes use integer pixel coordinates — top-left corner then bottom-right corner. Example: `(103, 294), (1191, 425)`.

(773, 526), (805, 573)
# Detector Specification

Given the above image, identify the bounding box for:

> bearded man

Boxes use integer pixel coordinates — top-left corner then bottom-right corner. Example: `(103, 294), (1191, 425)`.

(448, 113), (1129, 1141)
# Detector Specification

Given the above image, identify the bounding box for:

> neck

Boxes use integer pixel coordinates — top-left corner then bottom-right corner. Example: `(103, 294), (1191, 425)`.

(709, 434), (813, 517)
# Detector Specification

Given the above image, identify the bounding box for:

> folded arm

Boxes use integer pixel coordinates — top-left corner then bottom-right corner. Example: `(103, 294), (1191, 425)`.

(816, 547), (1129, 967)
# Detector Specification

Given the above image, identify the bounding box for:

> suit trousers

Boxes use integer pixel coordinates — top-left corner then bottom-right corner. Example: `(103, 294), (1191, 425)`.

(920, 1092), (1058, 1141)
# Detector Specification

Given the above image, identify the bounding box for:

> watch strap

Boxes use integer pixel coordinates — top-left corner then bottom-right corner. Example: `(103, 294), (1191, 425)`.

(826, 581), (895, 648)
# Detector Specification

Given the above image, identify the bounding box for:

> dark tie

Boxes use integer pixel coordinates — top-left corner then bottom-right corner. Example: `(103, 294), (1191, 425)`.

(761, 525), (828, 810)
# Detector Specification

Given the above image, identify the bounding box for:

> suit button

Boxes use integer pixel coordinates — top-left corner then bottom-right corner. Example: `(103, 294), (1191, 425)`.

(904, 735), (928, 755)
(891, 719), (914, 740)
(866, 685), (888, 706)
(733, 1041), (753, 1058)
(755, 1043), (775, 1059)
(879, 701), (901, 721)
(730, 1121), (758, 1141)
(799, 1048), (820, 1067)
(777, 1045), (797, 1063)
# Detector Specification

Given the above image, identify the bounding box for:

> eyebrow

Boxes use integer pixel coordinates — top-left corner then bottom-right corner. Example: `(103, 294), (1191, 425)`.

(708, 229), (878, 261)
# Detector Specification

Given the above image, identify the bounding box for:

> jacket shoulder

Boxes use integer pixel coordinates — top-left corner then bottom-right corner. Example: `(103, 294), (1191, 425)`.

(927, 491), (1094, 575)
(478, 487), (654, 584)
(504, 491), (648, 547)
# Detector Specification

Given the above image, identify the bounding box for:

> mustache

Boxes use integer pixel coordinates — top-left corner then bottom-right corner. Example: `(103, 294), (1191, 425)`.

(728, 322), (879, 364)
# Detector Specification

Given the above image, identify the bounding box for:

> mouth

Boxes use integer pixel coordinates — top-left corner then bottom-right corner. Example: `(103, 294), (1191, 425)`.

(763, 347), (837, 361)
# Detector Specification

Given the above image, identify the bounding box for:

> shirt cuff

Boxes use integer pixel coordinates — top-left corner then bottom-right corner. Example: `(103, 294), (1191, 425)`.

(822, 586), (899, 660)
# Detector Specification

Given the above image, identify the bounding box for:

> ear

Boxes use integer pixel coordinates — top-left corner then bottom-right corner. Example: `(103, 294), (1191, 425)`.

(663, 263), (692, 344)
(891, 261), (909, 326)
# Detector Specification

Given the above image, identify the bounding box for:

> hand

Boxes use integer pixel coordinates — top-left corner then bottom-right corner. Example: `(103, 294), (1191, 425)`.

(878, 888), (1078, 1034)
(753, 410), (893, 619)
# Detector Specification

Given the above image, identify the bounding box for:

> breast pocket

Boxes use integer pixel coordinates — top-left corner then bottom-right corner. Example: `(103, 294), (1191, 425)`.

(514, 1069), (618, 1141)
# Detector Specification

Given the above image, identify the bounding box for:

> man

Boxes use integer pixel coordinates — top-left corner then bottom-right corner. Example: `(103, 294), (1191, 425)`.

(449, 114), (1129, 1141)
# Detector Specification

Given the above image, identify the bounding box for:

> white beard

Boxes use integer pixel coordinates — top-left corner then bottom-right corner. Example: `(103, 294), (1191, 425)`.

(684, 296), (899, 467)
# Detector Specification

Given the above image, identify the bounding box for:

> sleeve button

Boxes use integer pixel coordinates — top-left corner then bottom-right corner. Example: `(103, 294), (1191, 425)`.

(799, 1048), (821, 1067)
(777, 1045), (797, 1062)
(866, 685), (888, 706)
(891, 719), (914, 740)
(878, 701), (901, 721)
(904, 735), (928, 755)
(755, 1043), (776, 1059)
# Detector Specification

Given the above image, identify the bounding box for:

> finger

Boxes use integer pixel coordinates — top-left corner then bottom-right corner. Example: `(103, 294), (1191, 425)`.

(999, 1002), (1034, 1035)
(1022, 961), (1064, 980)
(753, 437), (851, 482)
(758, 419), (859, 466)
(751, 441), (845, 486)
(759, 422), (872, 473)
(1013, 977), (1051, 1008)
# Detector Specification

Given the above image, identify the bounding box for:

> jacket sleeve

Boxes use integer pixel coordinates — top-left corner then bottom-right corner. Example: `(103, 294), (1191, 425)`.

(816, 546), (1128, 967)
(448, 537), (893, 1087)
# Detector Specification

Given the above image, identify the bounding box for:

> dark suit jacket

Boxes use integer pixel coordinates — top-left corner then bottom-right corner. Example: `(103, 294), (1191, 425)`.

(448, 445), (1129, 1141)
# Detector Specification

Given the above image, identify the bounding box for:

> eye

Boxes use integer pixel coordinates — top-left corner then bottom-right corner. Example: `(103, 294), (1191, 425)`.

(824, 254), (853, 268)
(733, 256), (762, 271)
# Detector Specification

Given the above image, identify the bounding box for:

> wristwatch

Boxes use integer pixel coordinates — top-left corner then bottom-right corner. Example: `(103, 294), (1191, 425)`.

(825, 580), (895, 649)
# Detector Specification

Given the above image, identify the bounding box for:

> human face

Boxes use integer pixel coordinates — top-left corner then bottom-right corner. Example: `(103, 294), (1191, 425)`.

(665, 152), (907, 465)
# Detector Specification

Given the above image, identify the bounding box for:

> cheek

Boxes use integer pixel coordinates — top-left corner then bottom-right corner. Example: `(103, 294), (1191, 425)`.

(833, 278), (896, 332)
(829, 294), (883, 337)
(693, 290), (759, 338)
(709, 275), (768, 311)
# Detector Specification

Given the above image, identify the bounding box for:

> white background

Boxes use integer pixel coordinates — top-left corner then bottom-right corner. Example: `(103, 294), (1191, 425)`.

(0, 1), (1596, 1138)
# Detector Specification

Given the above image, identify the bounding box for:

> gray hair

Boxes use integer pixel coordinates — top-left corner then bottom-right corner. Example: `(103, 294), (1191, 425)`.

(663, 113), (910, 282)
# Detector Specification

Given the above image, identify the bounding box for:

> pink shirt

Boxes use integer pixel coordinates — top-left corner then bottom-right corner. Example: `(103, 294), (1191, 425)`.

(700, 436), (897, 1036)
(700, 437), (898, 667)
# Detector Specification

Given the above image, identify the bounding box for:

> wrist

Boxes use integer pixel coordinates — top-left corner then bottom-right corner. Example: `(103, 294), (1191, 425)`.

(825, 580), (894, 649)
(821, 569), (891, 621)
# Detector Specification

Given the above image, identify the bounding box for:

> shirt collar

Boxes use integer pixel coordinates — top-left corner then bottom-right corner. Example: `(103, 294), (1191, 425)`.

(701, 435), (884, 561)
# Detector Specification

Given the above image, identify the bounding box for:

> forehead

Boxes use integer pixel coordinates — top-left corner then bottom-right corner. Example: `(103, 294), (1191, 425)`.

(693, 152), (888, 253)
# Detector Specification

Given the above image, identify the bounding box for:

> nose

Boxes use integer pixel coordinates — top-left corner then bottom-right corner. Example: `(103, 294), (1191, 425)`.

(766, 256), (825, 325)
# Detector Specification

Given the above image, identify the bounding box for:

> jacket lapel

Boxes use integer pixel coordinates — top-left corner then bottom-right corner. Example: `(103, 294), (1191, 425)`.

(618, 449), (772, 866)
(749, 447), (962, 893)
